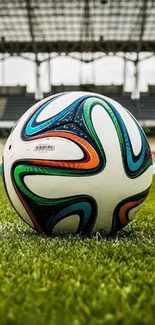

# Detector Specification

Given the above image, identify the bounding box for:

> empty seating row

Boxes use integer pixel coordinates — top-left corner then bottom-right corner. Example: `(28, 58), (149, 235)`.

(0, 92), (155, 122)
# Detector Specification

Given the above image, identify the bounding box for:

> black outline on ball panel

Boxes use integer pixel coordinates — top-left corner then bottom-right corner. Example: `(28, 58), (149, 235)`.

(2, 159), (36, 231)
(109, 187), (150, 235)
(11, 159), (98, 236)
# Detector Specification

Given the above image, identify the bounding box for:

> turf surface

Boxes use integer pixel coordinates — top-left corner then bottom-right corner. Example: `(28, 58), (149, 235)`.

(0, 176), (155, 325)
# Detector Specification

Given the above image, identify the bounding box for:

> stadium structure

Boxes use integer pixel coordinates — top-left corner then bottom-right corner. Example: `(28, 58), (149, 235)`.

(0, 3), (155, 323)
(0, 0), (155, 171)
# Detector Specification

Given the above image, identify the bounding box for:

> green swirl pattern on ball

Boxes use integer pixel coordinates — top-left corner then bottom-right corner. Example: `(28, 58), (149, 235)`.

(14, 164), (77, 205)
(83, 97), (152, 177)
(12, 164), (97, 235)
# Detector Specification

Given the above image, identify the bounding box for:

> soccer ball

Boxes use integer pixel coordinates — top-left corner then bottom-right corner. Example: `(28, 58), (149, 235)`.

(3, 92), (153, 236)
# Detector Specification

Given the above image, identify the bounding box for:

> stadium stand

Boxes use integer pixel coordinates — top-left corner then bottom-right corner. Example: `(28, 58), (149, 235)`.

(1, 94), (36, 121)
(0, 1), (155, 126)
(0, 98), (7, 119)
(0, 87), (36, 123)
(0, 85), (155, 125)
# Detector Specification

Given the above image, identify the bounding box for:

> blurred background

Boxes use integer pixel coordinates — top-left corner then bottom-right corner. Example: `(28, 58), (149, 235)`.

(0, 0), (155, 172)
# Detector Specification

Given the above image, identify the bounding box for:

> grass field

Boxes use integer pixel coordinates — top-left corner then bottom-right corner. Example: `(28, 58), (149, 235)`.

(0, 177), (155, 325)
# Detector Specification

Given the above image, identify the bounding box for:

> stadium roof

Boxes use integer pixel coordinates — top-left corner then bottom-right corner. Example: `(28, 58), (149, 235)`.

(0, 0), (155, 54)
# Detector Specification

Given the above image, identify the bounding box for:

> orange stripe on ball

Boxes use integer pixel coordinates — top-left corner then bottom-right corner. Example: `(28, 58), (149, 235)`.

(119, 196), (147, 225)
